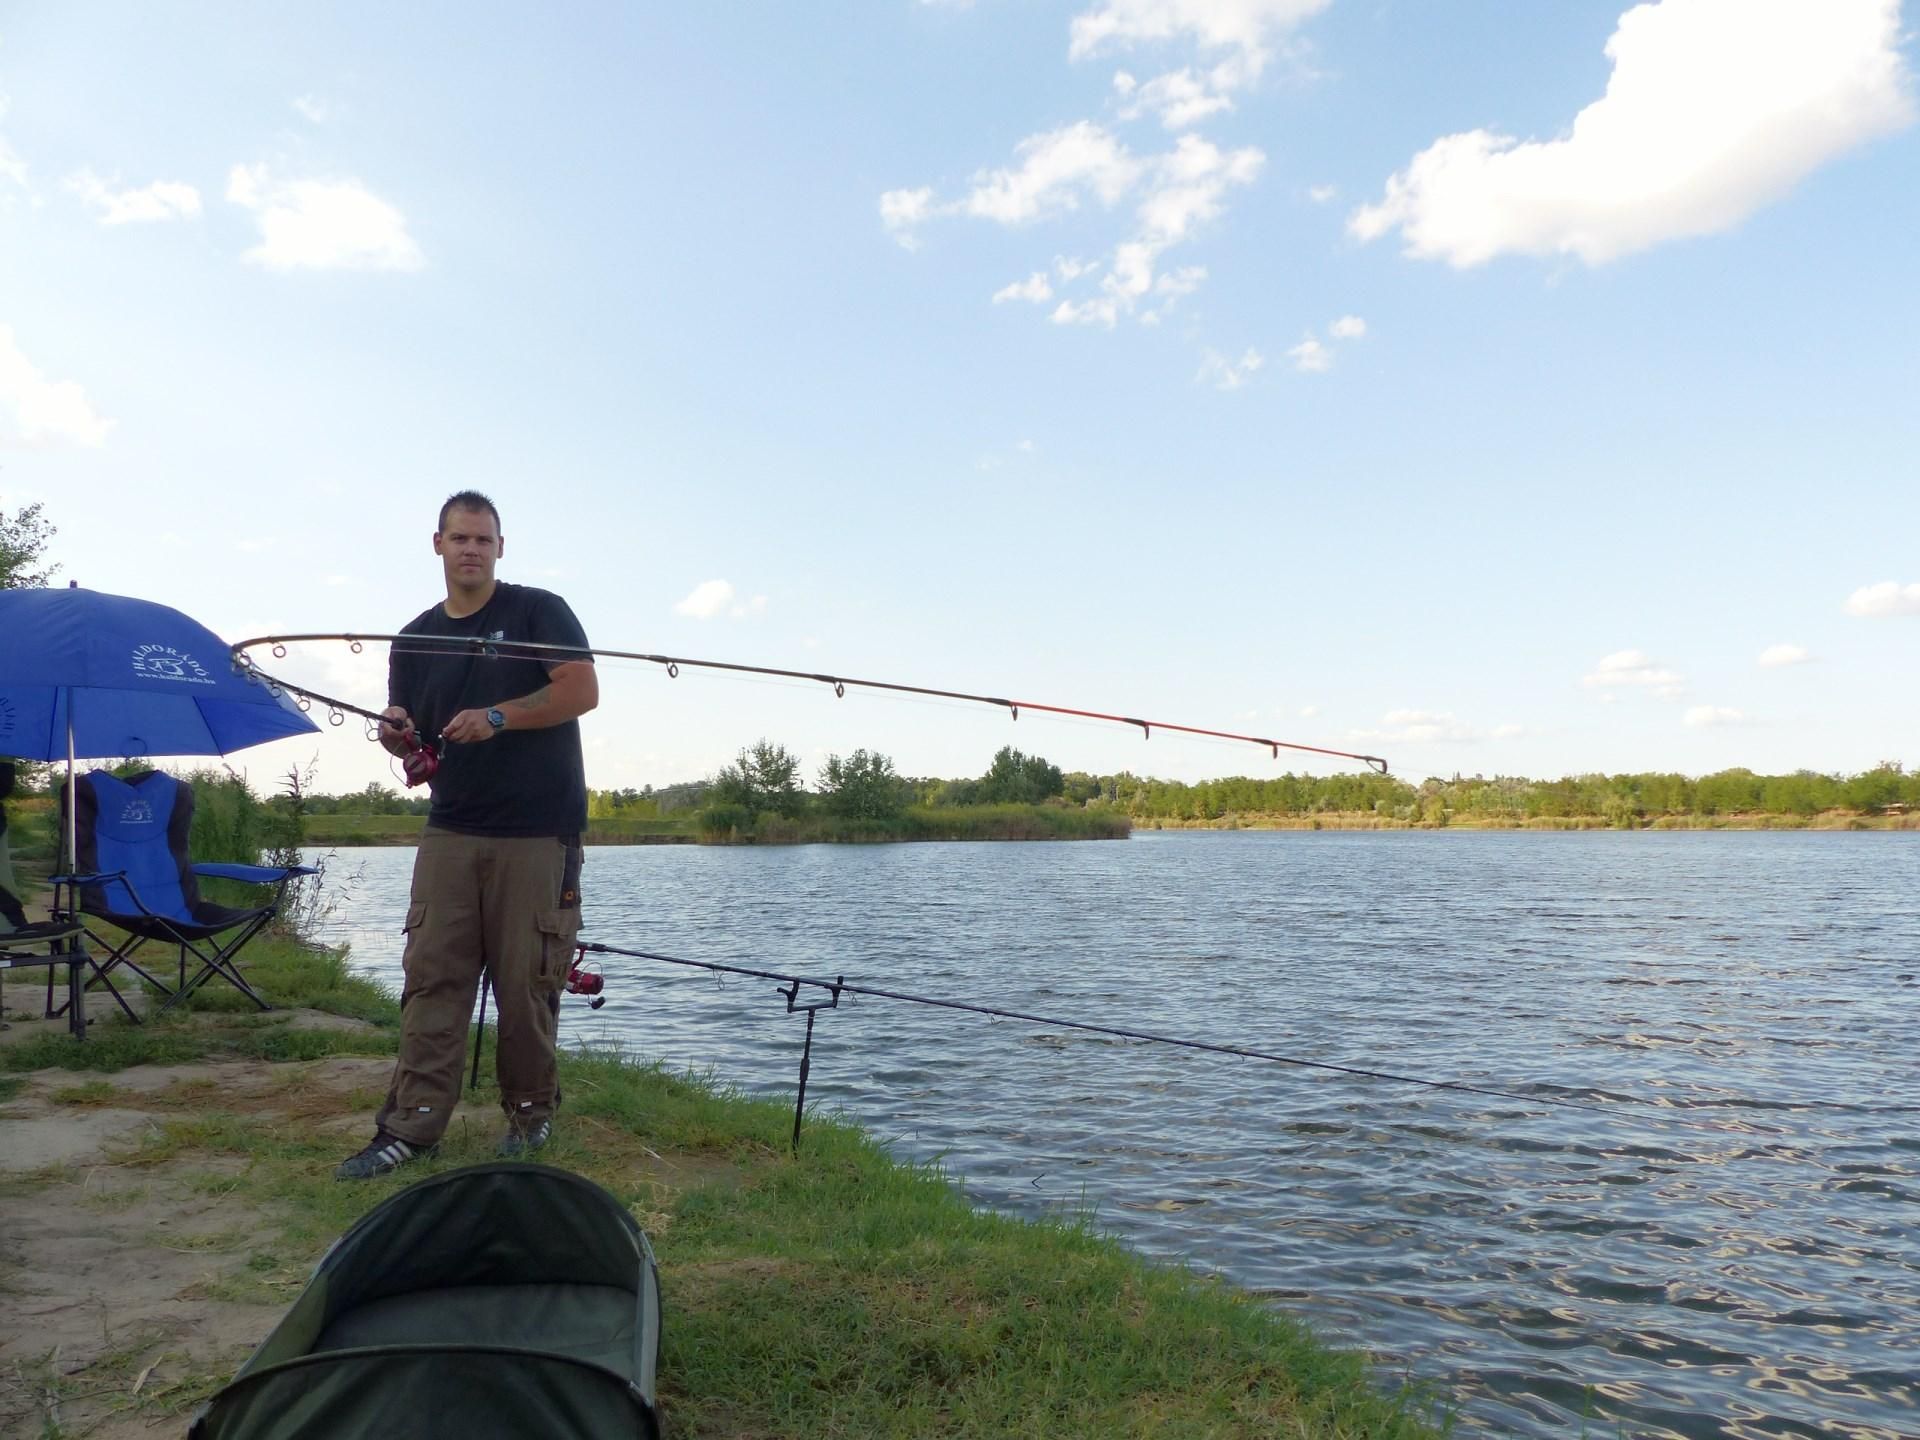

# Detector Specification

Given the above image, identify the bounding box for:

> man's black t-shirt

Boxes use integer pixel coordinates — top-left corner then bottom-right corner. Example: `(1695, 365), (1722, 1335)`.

(388, 583), (592, 838)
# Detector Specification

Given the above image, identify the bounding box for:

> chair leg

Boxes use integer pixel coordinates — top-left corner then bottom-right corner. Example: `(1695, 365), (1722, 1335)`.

(163, 924), (273, 1013)
(47, 930), (173, 1026)
(67, 942), (87, 1041)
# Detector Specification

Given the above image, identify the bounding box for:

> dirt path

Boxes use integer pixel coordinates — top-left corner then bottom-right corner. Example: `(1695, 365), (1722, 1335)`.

(0, 1029), (405, 1438)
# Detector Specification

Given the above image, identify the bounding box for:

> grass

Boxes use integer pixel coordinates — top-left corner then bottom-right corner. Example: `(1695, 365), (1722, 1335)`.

(0, 929), (401, 1076)
(706, 803), (1133, 845)
(302, 813), (701, 846)
(296, 805), (1132, 846)
(6, 1325), (236, 1437)
(57, 1051), (1449, 1438)
(3, 932), (1450, 1439)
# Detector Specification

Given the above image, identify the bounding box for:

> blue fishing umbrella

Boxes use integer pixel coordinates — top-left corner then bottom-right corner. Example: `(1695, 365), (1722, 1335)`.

(0, 585), (318, 868)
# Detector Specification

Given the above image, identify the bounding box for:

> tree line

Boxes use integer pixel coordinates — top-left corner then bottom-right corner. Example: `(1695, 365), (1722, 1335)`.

(1080, 764), (1920, 824)
(199, 755), (1919, 827)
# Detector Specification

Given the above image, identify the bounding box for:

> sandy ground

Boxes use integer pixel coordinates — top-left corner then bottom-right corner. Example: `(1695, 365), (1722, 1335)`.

(0, 1012), (412, 1439)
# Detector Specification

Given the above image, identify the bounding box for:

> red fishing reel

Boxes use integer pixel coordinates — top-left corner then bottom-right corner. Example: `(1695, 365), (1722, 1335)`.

(566, 952), (606, 1009)
(382, 716), (441, 788)
(400, 735), (439, 788)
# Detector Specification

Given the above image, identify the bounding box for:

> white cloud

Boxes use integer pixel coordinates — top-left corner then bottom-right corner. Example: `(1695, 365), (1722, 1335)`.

(993, 272), (1055, 304)
(672, 579), (767, 621)
(0, 324), (114, 447)
(1683, 705), (1745, 728)
(961, 121), (1142, 225)
(879, 186), (935, 249)
(1054, 135), (1263, 326)
(1071, 0), (1332, 130)
(1328, 314), (1366, 339)
(1307, 183), (1336, 204)
(1489, 722), (1526, 739)
(1357, 709), (1479, 743)
(1286, 336), (1330, 372)
(1115, 66), (1235, 128)
(65, 170), (201, 225)
(1758, 642), (1810, 667)
(1155, 264), (1206, 298)
(1137, 132), (1263, 240)
(235, 537), (275, 554)
(890, 126), (1259, 328)
(292, 95), (329, 124)
(1582, 648), (1684, 693)
(1069, 0), (1332, 69)
(1196, 346), (1263, 390)
(1351, 0), (1915, 267)
(226, 163), (423, 272)
(1298, 704), (1319, 718)
(1844, 580), (1920, 617)
(673, 580), (734, 619)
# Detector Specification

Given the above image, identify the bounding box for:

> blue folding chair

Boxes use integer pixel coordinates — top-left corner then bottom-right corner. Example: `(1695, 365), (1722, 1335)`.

(54, 770), (315, 1020)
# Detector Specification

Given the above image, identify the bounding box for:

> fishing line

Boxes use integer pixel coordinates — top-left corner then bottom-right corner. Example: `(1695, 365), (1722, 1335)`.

(229, 632), (1392, 773)
(577, 939), (1677, 1127)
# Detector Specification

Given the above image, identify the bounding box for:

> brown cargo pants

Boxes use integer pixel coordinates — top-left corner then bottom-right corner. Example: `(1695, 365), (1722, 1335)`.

(374, 829), (583, 1147)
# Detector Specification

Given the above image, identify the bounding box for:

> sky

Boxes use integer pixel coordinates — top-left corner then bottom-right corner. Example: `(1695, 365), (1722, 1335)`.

(3, 0), (1917, 798)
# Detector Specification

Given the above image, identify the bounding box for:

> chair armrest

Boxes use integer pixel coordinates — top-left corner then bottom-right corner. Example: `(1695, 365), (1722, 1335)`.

(193, 863), (319, 884)
(0, 919), (84, 948)
(56, 869), (163, 918)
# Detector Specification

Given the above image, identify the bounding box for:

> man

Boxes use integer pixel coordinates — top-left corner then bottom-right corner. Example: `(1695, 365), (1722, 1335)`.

(336, 491), (599, 1180)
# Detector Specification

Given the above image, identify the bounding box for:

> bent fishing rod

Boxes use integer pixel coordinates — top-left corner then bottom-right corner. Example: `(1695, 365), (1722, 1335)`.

(577, 939), (1673, 1137)
(230, 632), (1392, 774)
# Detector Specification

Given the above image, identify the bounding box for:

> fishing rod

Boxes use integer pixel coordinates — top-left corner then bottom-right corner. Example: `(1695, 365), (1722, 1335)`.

(229, 633), (1392, 774)
(229, 652), (446, 784)
(577, 939), (1672, 1144)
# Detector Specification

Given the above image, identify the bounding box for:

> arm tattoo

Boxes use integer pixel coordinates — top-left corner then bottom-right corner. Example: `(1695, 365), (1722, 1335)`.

(508, 686), (552, 713)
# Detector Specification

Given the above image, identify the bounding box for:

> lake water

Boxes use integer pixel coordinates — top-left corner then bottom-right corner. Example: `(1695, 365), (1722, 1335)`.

(308, 831), (1920, 1440)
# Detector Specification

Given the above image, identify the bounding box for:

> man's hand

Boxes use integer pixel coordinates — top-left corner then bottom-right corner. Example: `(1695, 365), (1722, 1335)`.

(378, 707), (417, 757)
(442, 707), (500, 745)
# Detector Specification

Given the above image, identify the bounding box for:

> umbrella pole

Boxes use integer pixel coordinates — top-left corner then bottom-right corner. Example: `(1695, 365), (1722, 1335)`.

(64, 702), (85, 1041)
(65, 707), (77, 883)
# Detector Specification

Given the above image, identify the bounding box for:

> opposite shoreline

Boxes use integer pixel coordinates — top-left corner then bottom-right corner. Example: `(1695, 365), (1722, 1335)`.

(295, 808), (1920, 845)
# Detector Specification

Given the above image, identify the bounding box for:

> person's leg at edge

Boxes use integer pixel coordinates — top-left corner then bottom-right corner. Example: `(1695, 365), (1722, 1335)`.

(488, 834), (580, 1154)
(337, 829), (487, 1178)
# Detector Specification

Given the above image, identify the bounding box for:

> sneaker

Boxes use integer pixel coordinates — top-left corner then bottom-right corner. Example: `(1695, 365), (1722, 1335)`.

(497, 1118), (552, 1158)
(335, 1132), (435, 1181)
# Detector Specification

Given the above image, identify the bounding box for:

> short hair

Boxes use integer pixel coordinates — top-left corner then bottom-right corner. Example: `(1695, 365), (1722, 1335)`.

(438, 490), (502, 535)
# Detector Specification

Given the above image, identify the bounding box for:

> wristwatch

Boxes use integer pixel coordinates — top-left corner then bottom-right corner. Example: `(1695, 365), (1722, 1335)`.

(486, 707), (507, 732)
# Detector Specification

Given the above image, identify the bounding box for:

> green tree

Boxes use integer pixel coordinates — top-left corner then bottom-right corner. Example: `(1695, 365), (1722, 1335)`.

(978, 746), (1065, 805)
(818, 748), (905, 820)
(0, 501), (58, 590)
(710, 738), (807, 820)
(1844, 761), (1905, 814)
(1, 501), (59, 791)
